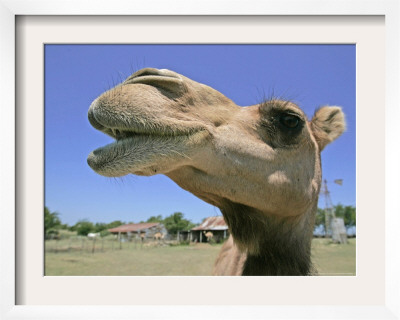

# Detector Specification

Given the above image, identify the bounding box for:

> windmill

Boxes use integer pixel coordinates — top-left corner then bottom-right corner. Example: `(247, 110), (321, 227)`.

(320, 179), (347, 243)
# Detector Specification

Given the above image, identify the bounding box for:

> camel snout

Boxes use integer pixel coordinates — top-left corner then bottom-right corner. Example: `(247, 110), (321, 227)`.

(88, 100), (106, 131)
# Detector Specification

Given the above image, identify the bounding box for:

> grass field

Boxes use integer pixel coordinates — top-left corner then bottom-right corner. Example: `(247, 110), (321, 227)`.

(45, 238), (355, 276)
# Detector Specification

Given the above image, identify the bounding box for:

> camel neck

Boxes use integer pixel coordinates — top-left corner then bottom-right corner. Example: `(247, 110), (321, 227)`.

(220, 200), (315, 276)
(242, 234), (313, 276)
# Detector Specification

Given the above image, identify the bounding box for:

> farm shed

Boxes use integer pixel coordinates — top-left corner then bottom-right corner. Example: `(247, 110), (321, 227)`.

(191, 216), (229, 243)
(108, 222), (167, 240)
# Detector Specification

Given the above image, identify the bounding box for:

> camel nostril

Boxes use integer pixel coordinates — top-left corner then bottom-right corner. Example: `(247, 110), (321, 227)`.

(123, 68), (183, 94)
(126, 68), (178, 82)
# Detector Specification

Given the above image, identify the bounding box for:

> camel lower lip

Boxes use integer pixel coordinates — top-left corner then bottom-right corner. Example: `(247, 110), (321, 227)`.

(86, 132), (198, 177)
(87, 137), (139, 175)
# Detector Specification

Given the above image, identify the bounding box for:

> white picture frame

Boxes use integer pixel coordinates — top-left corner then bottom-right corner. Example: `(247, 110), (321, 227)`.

(1, 1), (399, 319)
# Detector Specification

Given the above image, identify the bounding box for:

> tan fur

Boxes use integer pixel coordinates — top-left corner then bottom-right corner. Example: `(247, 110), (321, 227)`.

(153, 232), (164, 240)
(87, 68), (345, 275)
(203, 231), (214, 242)
(213, 236), (246, 275)
(311, 107), (346, 151)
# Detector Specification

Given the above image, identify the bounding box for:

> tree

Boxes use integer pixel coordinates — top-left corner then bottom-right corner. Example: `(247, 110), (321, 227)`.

(59, 223), (69, 230)
(105, 220), (125, 229)
(146, 215), (163, 223)
(334, 204), (356, 226)
(94, 222), (107, 233)
(315, 208), (325, 226)
(44, 206), (61, 239)
(163, 212), (195, 235)
(314, 205), (356, 227)
(73, 220), (95, 236)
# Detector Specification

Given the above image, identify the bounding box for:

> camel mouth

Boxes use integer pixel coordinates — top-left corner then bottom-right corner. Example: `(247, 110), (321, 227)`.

(87, 132), (180, 177)
(86, 68), (204, 177)
(87, 109), (205, 177)
(88, 107), (198, 141)
(87, 133), (152, 176)
(108, 128), (138, 140)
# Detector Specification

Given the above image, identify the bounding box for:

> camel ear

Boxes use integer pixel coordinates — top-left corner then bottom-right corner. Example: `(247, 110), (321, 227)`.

(311, 106), (346, 151)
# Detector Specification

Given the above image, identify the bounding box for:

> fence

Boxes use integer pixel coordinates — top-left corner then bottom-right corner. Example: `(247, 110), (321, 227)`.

(45, 235), (178, 254)
(45, 237), (177, 253)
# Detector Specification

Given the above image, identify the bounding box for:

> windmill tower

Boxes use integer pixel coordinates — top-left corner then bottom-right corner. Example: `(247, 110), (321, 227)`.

(320, 179), (347, 243)
(320, 179), (335, 237)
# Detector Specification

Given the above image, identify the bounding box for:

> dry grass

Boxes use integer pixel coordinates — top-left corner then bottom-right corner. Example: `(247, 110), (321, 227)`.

(45, 238), (356, 276)
(311, 238), (356, 276)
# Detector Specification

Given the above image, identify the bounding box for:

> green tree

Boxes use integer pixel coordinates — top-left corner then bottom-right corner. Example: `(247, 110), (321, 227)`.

(315, 205), (356, 227)
(94, 222), (107, 233)
(74, 220), (95, 236)
(146, 215), (163, 223)
(334, 204), (356, 226)
(44, 206), (61, 239)
(59, 223), (69, 230)
(315, 208), (325, 226)
(163, 212), (195, 235)
(105, 220), (125, 229)
(344, 205), (356, 226)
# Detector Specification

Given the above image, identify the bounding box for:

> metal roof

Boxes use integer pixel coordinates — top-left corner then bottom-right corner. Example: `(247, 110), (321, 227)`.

(191, 216), (228, 231)
(108, 222), (160, 233)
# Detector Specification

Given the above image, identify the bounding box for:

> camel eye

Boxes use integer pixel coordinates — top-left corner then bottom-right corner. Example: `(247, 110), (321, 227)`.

(280, 114), (300, 128)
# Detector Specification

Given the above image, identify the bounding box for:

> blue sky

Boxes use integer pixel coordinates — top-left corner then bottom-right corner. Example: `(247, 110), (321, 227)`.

(45, 44), (355, 226)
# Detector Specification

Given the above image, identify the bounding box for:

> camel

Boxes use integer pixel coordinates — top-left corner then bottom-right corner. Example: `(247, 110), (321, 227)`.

(87, 68), (345, 275)
(153, 232), (165, 247)
(203, 231), (214, 242)
(153, 232), (164, 241)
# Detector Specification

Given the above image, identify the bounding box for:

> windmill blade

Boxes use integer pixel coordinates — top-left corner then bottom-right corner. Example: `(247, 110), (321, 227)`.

(334, 179), (343, 186)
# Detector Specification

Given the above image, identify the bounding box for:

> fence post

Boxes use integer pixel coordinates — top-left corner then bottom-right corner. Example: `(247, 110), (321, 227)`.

(92, 237), (96, 254)
(139, 229), (143, 249)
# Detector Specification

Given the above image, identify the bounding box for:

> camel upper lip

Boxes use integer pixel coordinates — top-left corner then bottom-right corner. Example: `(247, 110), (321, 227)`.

(87, 68), (193, 142)
(87, 109), (134, 140)
(88, 107), (200, 141)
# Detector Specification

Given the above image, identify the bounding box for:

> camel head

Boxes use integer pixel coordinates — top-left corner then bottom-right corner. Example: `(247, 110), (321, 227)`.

(88, 68), (345, 255)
